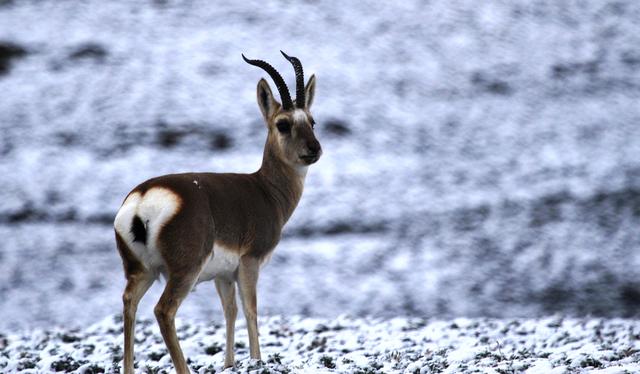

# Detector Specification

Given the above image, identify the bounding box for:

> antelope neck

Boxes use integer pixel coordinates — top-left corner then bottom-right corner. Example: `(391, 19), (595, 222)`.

(257, 144), (305, 223)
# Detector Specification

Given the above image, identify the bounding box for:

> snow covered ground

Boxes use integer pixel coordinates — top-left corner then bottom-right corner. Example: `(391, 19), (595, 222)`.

(3, 314), (640, 373)
(1, 2), (640, 368)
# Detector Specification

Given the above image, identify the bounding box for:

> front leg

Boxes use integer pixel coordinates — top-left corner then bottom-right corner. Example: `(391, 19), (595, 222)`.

(214, 277), (237, 368)
(237, 255), (261, 360)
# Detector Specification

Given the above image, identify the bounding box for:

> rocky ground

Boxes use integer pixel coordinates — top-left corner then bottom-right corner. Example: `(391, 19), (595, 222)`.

(2, 315), (640, 373)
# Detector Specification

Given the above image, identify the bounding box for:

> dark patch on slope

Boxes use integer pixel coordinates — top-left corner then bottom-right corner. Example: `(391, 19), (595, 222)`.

(529, 191), (571, 227)
(154, 121), (234, 151)
(324, 119), (351, 137)
(452, 205), (491, 232)
(286, 221), (389, 238)
(470, 70), (513, 95)
(0, 41), (27, 75)
(210, 133), (233, 150)
(551, 60), (599, 80)
(68, 43), (108, 63)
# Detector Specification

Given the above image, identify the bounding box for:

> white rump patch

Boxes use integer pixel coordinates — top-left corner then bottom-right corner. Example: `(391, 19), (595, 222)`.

(114, 192), (142, 242)
(198, 243), (241, 283)
(113, 187), (183, 272)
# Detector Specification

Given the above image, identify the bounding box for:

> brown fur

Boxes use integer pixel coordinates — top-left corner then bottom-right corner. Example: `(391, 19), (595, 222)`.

(129, 165), (299, 261)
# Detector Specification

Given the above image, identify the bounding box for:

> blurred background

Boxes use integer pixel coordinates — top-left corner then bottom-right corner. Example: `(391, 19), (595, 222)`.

(1, 1), (639, 331)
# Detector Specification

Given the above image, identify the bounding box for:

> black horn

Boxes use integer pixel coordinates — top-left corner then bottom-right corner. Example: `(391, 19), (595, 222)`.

(280, 50), (305, 108)
(242, 54), (293, 110)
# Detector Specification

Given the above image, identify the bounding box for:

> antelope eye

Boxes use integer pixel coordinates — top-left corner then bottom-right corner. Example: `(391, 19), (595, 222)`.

(276, 120), (291, 134)
(310, 118), (316, 129)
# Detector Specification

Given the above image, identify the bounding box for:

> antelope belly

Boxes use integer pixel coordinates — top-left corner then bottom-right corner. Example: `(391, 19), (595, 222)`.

(198, 243), (240, 282)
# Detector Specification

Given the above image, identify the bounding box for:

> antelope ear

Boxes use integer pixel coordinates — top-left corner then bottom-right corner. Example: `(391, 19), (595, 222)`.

(257, 78), (280, 122)
(304, 74), (316, 109)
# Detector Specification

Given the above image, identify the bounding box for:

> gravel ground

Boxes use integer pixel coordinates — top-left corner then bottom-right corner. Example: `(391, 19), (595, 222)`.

(2, 315), (640, 373)
(1, 1), (640, 329)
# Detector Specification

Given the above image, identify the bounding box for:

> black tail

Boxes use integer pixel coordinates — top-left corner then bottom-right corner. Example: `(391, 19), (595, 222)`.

(131, 215), (147, 245)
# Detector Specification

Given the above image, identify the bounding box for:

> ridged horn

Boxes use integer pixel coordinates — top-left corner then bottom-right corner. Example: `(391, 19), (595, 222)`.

(280, 50), (305, 108)
(242, 54), (293, 110)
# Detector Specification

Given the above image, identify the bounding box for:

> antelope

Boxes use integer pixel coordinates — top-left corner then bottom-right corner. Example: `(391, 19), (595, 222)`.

(113, 52), (321, 373)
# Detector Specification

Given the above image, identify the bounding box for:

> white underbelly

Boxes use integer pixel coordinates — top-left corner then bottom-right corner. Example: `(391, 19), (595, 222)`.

(198, 244), (241, 282)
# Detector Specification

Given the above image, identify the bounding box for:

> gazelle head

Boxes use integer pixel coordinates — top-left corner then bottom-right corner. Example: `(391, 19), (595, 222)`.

(243, 51), (322, 167)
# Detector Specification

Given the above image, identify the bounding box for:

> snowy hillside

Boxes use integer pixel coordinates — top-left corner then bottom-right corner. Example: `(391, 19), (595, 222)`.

(0, 0), (639, 332)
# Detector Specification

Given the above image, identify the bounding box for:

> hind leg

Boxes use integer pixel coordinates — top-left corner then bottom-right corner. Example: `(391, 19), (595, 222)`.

(123, 271), (154, 374)
(149, 199), (214, 373)
(116, 232), (154, 374)
(154, 273), (200, 374)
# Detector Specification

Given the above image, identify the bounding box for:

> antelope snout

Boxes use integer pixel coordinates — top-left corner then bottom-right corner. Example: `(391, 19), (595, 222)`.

(299, 140), (322, 164)
(307, 140), (321, 156)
